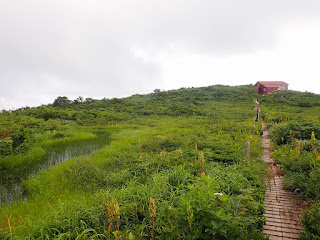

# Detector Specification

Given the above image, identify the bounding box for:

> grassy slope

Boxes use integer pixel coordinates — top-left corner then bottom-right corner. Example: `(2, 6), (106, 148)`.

(0, 85), (270, 239)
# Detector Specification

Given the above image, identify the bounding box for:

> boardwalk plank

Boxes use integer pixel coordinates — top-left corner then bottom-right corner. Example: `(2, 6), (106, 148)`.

(261, 122), (303, 240)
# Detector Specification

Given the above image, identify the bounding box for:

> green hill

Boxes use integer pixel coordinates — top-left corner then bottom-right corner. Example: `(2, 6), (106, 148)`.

(0, 85), (319, 239)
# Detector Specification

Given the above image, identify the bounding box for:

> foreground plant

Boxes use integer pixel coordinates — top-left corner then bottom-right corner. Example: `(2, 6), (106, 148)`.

(149, 197), (156, 240)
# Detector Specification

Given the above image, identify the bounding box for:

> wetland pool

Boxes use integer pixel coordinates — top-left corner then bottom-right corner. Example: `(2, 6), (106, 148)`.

(0, 132), (111, 207)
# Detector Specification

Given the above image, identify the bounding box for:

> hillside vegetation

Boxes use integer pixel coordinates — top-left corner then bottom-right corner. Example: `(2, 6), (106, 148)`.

(0, 85), (319, 239)
(260, 90), (320, 239)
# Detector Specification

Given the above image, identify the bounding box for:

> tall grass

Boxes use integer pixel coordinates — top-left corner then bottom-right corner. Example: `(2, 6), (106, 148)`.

(0, 117), (267, 239)
(0, 85), (271, 239)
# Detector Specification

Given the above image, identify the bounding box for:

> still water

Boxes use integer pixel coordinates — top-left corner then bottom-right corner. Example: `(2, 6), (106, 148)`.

(0, 132), (110, 207)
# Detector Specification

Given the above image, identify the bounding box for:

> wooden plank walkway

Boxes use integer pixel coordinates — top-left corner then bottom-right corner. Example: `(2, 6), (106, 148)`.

(261, 122), (304, 240)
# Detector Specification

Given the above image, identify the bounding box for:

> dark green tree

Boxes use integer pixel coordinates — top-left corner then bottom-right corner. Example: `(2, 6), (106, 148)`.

(53, 96), (71, 107)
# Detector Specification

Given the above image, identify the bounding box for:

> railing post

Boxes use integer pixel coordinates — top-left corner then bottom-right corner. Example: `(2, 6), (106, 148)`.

(296, 141), (301, 151)
(246, 140), (250, 157)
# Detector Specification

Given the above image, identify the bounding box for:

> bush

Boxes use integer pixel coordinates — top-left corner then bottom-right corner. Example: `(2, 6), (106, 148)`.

(0, 138), (13, 157)
(306, 169), (320, 200)
(270, 122), (320, 145)
(300, 203), (320, 239)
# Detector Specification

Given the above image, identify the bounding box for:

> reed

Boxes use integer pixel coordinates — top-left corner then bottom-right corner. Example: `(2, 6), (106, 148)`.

(7, 215), (12, 240)
(149, 197), (156, 240)
(105, 193), (114, 234)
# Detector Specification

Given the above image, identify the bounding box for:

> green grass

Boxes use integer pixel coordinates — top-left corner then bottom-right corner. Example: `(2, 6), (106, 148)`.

(0, 118), (267, 239)
(0, 85), (271, 239)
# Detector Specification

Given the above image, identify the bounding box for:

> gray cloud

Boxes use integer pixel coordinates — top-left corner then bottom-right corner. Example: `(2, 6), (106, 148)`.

(0, 0), (320, 109)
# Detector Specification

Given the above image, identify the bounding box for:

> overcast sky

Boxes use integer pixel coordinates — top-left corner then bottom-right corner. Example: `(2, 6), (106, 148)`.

(1, 0), (320, 109)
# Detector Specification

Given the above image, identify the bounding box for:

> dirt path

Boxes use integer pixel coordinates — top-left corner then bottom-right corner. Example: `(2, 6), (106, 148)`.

(261, 122), (304, 240)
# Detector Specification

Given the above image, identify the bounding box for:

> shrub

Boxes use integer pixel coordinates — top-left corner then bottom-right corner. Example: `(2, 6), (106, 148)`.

(300, 203), (320, 239)
(0, 138), (13, 157)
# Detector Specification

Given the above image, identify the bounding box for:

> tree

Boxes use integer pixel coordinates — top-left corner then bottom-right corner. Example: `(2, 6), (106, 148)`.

(53, 96), (71, 107)
(153, 89), (161, 94)
(74, 96), (84, 104)
(85, 97), (94, 103)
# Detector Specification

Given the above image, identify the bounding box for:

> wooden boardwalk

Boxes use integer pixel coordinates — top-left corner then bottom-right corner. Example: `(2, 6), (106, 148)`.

(261, 123), (304, 240)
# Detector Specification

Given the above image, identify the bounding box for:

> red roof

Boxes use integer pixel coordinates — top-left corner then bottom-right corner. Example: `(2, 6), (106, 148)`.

(255, 81), (288, 87)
